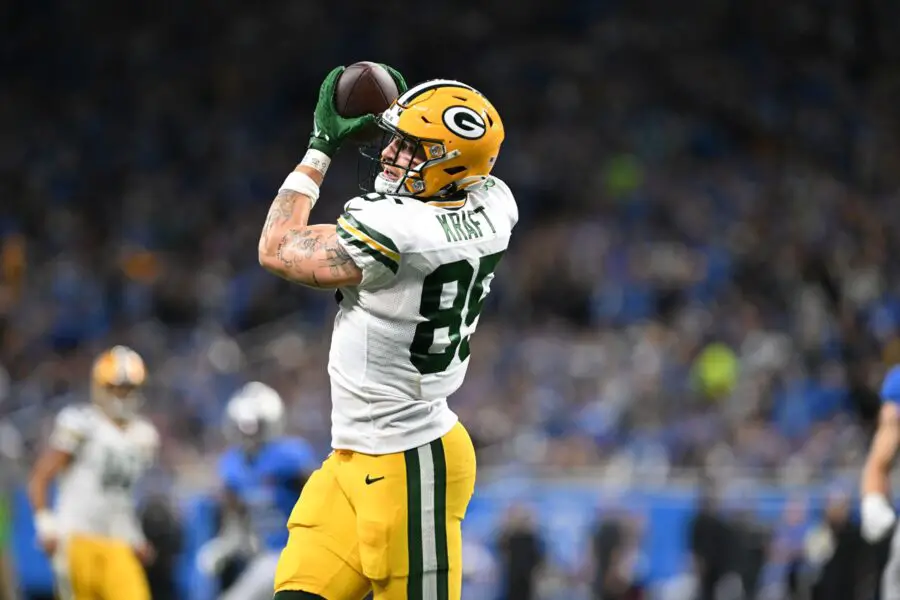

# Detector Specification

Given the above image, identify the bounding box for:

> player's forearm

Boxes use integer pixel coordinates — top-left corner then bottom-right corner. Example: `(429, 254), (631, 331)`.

(863, 457), (889, 497)
(258, 164), (324, 280)
(862, 405), (899, 497)
(29, 448), (74, 512)
(27, 471), (61, 547)
(259, 156), (362, 288)
(258, 164), (322, 257)
(27, 472), (51, 512)
(863, 441), (894, 497)
(861, 404), (900, 541)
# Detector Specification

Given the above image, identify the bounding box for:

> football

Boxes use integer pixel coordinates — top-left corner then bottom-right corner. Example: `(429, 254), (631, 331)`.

(334, 61), (401, 142)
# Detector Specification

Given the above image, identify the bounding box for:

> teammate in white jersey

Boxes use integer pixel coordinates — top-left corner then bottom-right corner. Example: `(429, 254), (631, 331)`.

(28, 345), (158, 600)
(259, 67), (516, 600)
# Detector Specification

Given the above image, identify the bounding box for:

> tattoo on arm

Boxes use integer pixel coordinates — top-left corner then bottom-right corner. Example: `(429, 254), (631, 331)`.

(258, 185), (359, 287)
(261, 191), (299, 247)
(275, 228), (359, 287)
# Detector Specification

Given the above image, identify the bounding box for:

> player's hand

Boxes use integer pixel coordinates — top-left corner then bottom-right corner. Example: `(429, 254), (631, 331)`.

(308, 66), (376, 158)
(39, 537), (58, 557)
(133, 541), (156, 566)
(861, 493), (897, 543)
(379, 63), (408, 94)
(34, 509), (58, 557)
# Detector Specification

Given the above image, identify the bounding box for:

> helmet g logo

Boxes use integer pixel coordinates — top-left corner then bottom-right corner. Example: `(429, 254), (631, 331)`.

(442, 106), (486, 140)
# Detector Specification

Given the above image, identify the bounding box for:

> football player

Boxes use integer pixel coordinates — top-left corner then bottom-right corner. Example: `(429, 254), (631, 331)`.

(198, 381), (317, 600)
(257, 66), (516, 600)
(862, 365), (900, 595)
(27, 345), (158, 600)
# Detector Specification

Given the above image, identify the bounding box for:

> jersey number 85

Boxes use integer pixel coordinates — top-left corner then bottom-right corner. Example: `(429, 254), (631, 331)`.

(410, 251), (504, 375)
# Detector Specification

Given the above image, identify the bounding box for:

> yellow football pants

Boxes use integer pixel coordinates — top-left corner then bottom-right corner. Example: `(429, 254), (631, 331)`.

(54, 535), (150, 600)
(274, 422), (477, 600)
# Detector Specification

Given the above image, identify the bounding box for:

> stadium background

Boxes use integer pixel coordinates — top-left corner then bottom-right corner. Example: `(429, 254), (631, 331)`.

(3, 0), (900, 597)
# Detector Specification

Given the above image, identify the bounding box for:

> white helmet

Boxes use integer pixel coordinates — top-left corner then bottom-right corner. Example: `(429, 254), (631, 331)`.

(224, 381), (284, 448)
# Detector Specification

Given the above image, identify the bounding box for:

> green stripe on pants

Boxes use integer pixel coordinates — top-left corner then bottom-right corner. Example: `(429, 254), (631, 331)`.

(405, 448), (423, 600)
(430, 439), (449, 600)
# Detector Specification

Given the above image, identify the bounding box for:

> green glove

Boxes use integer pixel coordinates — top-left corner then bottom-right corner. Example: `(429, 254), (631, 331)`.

(308, 66), (376, 157)
(379, 63), (409, 95)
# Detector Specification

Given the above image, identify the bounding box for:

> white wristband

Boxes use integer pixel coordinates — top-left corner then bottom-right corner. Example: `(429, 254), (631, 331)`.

(300, 149), (331, 176)
(279, 171), (320, 207)
(34, 509), (57, 541)
(861, 493), (896, 542)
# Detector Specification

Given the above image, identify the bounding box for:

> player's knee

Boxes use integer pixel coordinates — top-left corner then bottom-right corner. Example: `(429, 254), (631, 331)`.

(273, 591), (328, 600)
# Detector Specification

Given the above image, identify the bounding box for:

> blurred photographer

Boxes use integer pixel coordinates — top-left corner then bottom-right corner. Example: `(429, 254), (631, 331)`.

(497, 504), (545, 600)
(689, 489), (733, 600)
(591, 508), (646, 600)
(139, 493), (184, 600)
(804, 492), (863, 600)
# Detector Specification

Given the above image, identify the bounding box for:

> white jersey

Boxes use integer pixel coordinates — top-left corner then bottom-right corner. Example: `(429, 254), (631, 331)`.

(48, 404), (158, 544)
(331, 176), (518, 454)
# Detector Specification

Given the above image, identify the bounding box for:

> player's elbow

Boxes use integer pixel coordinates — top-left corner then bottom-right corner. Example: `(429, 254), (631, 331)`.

(258, 256), (302, 288)
(258, 249), (281, 274)
(257, 253), (315, 287)
(258, 250), (271, 270)
(258, 230), (284, 268)
(258, 240), (272, 266)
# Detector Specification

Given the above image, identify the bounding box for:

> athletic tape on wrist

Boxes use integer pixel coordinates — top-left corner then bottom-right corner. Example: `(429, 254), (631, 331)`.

(300, 149), (331, 176)
(279, 171), (320, 207)
(34, 509), (57, 540)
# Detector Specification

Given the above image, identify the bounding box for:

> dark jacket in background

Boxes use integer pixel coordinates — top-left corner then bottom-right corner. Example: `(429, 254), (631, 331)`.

(593, 517), (625, 599)
(811, 518), (863, 600)
(498, 526), (544, 600)
(593, 516), (645, 600)
(140, 495), (184, 600)
(689, 504), (734, 600)
(734, 513), (771, 600)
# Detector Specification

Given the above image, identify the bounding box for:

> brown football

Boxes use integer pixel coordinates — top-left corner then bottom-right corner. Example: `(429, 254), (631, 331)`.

(334, 62), (400, 143)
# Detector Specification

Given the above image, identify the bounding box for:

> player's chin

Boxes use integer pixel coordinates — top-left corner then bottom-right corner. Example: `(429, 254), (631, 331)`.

(374, 172), (405, 195)
(381, 167), (401, 182)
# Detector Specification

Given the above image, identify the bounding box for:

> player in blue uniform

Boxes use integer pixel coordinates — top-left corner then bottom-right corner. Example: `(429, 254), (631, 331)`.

(861, 365), (900, 599)
(198, 382), (318, 600)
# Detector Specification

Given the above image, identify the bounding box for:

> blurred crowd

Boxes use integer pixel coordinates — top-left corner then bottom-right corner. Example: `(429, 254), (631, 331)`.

(455, 483), (889, 600)
(3, 0), (900, 494)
